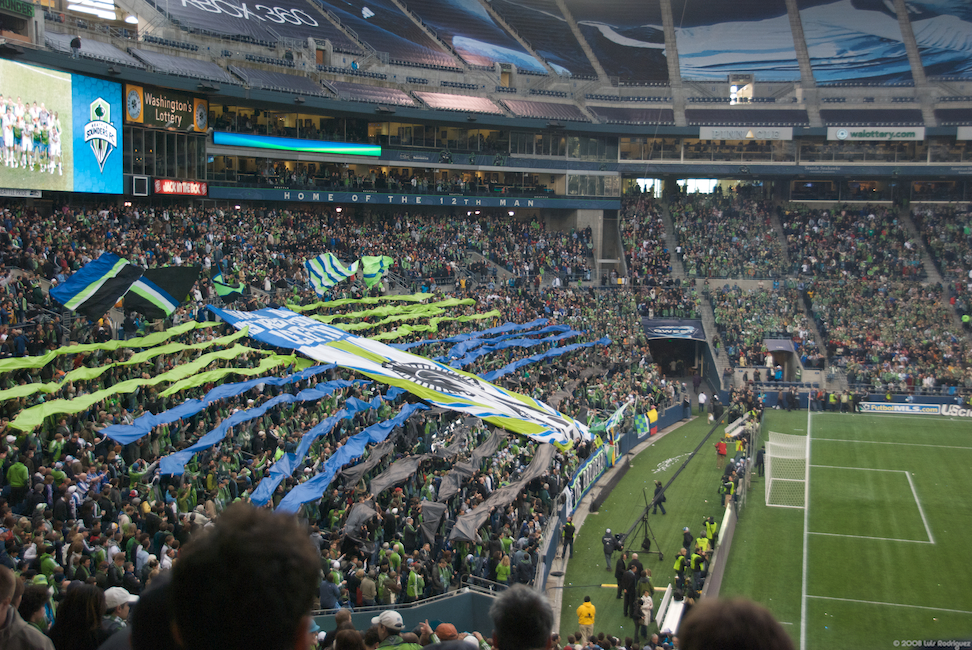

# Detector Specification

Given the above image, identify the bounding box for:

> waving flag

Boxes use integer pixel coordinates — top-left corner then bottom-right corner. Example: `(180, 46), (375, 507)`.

(361, 255), (394, 288)
(50, 252), (143, 320)
(305, 253), (358, 295)
(212, 272), (245, 302)
(126, 265), (201, 319)
(208, 306), (590, 446)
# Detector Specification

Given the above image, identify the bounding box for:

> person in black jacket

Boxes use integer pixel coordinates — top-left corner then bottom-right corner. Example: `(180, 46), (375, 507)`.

(602, 528), (620, 571)
(615, 551), (628, 599)
(652, 479), (667, 515)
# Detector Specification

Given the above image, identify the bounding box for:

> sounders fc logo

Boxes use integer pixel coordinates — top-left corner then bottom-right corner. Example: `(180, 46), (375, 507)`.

(84, 98), (118, 173)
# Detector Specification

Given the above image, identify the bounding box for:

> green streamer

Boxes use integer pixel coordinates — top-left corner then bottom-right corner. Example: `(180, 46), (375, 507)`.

(0, 321), (219, 375)
(8, 344), (278, 431)
(367, 311), (502, 341)
(0, 328), (250, 402)
(286, 293), (431, 313)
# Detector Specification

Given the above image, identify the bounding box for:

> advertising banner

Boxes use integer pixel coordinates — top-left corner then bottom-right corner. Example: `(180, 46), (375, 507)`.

(699, 126), (793, 141)
(641, 319), (706, 341)
(859, 402), (943, 415)
(154, 179), (208, 196)
(125, 84), (208, 131)
(827, 127), (925, 142)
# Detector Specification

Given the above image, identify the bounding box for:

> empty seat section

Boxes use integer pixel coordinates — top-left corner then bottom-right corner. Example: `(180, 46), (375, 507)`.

(684, 109), (809, 125)
(130, 48), (235, 83)
(140, 0), (361, 53)
(819, 109), (925, 126)
(563, 0), (668, 82)
(402, 0), (546, 72)
(330, 81), (415, 106)
(935, 108), (972, 125)
(489, 0), (596, 77)
(588, 106), (675, 124)
(413, 92), (503, 114)
(46, 32), (145, 68)
(502, 99), (589, 121)
(316, 0), (458, 69)
(229, 66), (327, 95)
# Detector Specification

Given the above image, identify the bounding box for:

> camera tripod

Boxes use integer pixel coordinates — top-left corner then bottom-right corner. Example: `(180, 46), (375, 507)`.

(631, 486), (664, 561)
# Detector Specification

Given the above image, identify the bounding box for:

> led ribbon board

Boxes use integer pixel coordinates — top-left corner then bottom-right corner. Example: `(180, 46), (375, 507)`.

(213, 131), (381, 156)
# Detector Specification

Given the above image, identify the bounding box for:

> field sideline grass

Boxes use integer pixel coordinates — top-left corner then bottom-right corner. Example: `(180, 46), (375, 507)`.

(559, 416), (727, 641)
(721, 410), (972, 649)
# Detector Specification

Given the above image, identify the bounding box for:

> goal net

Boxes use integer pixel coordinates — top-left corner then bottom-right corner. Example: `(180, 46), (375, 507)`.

(765, 431), (808, 508)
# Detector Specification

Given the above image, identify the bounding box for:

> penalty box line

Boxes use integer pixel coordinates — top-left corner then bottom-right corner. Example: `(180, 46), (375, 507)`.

(808, 465), (935, 545)
(807, 595), (972, 616)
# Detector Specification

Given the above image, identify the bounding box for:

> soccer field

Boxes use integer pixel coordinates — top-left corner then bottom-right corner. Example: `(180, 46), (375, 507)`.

(721, 409), (972, 649)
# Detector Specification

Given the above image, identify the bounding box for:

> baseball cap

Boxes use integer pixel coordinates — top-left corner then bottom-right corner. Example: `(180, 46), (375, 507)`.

(436, 624), (459, 640)
(371, 610), (404, 630)
(605, 528), (611, 534)
(104, 586), (139, 610)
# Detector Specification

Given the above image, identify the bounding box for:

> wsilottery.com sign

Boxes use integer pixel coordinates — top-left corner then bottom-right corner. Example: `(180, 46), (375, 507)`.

(827, 127), (925, 142)
(860, 402), (972, 417)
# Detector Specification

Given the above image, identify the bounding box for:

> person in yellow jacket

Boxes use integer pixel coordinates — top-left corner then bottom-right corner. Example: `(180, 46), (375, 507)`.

(576, 595), (595, 644)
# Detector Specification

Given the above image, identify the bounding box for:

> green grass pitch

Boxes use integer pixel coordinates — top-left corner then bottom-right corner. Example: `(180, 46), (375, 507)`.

(559, 410), (972, 649)
(720, 410), (972, 649)
(560, 417), (726, 641)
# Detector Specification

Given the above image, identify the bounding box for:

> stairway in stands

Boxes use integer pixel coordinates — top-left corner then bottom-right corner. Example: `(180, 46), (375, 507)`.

(768, 203), (793, 273)
(898, 206), (944, 285)
(658, 200), (686, 280)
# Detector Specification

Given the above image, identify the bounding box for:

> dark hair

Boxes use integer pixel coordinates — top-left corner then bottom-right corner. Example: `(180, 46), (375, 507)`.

(363, 626), (382, 648)
(679, 597), (794, 650)
(336, 629), (367, 650)
(18, 584), (50, 625)
(48, 584), (106, 650)
(170, 503), (319, 650)
(490, 584), (554, 650)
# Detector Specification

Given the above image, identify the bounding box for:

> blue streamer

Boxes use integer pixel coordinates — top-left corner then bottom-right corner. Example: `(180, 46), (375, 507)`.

(390, 318), (549, 350)
(481, 337), (612, 382)
(250, 393), (391, 505)
(158, 379), (357, 475)
(275, 402), (428, 513)
(102, 364), (337, 444)
(445, 324), (571, 358)
(445, 330), (584, 368)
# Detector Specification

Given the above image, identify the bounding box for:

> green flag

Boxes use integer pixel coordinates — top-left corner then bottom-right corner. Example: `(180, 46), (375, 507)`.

(361, 256), (395, 288)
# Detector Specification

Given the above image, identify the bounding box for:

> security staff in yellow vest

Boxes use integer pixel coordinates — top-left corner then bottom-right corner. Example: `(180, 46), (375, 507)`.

(705, 517), (718, 549)
(673, 548), (689, 589)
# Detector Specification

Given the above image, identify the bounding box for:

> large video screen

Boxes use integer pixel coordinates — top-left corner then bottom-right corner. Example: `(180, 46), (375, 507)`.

(0, 59), (122, 194)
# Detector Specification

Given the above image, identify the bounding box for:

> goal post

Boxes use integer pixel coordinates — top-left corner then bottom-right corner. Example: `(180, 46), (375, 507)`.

(765, 431), (808, 508)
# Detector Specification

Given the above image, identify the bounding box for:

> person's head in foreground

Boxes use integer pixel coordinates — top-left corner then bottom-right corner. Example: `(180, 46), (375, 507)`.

(489, 584), (554, 650)
(678, 597), (795, 650)
(170, 502), (319, 650)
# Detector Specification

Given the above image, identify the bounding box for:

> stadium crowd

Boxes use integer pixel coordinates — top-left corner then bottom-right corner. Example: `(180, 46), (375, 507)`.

(710, 283), (817, 369)
(0, 195), (700, 650)
(806, 279), (971, 389)
(1, 190), (969, 650)
(671, 195), (787, 279)
(782, 204), (924, 280)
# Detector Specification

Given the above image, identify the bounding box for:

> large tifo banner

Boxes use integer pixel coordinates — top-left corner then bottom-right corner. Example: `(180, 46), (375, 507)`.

(208, 307), (590, 446)
(641, 319), (706, 341)
(860, 402), (972, 418)
(0, 59), (123, 194)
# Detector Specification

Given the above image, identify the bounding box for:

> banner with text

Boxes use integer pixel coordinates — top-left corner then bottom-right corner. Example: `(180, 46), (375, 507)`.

(209, 307), (590, 445)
